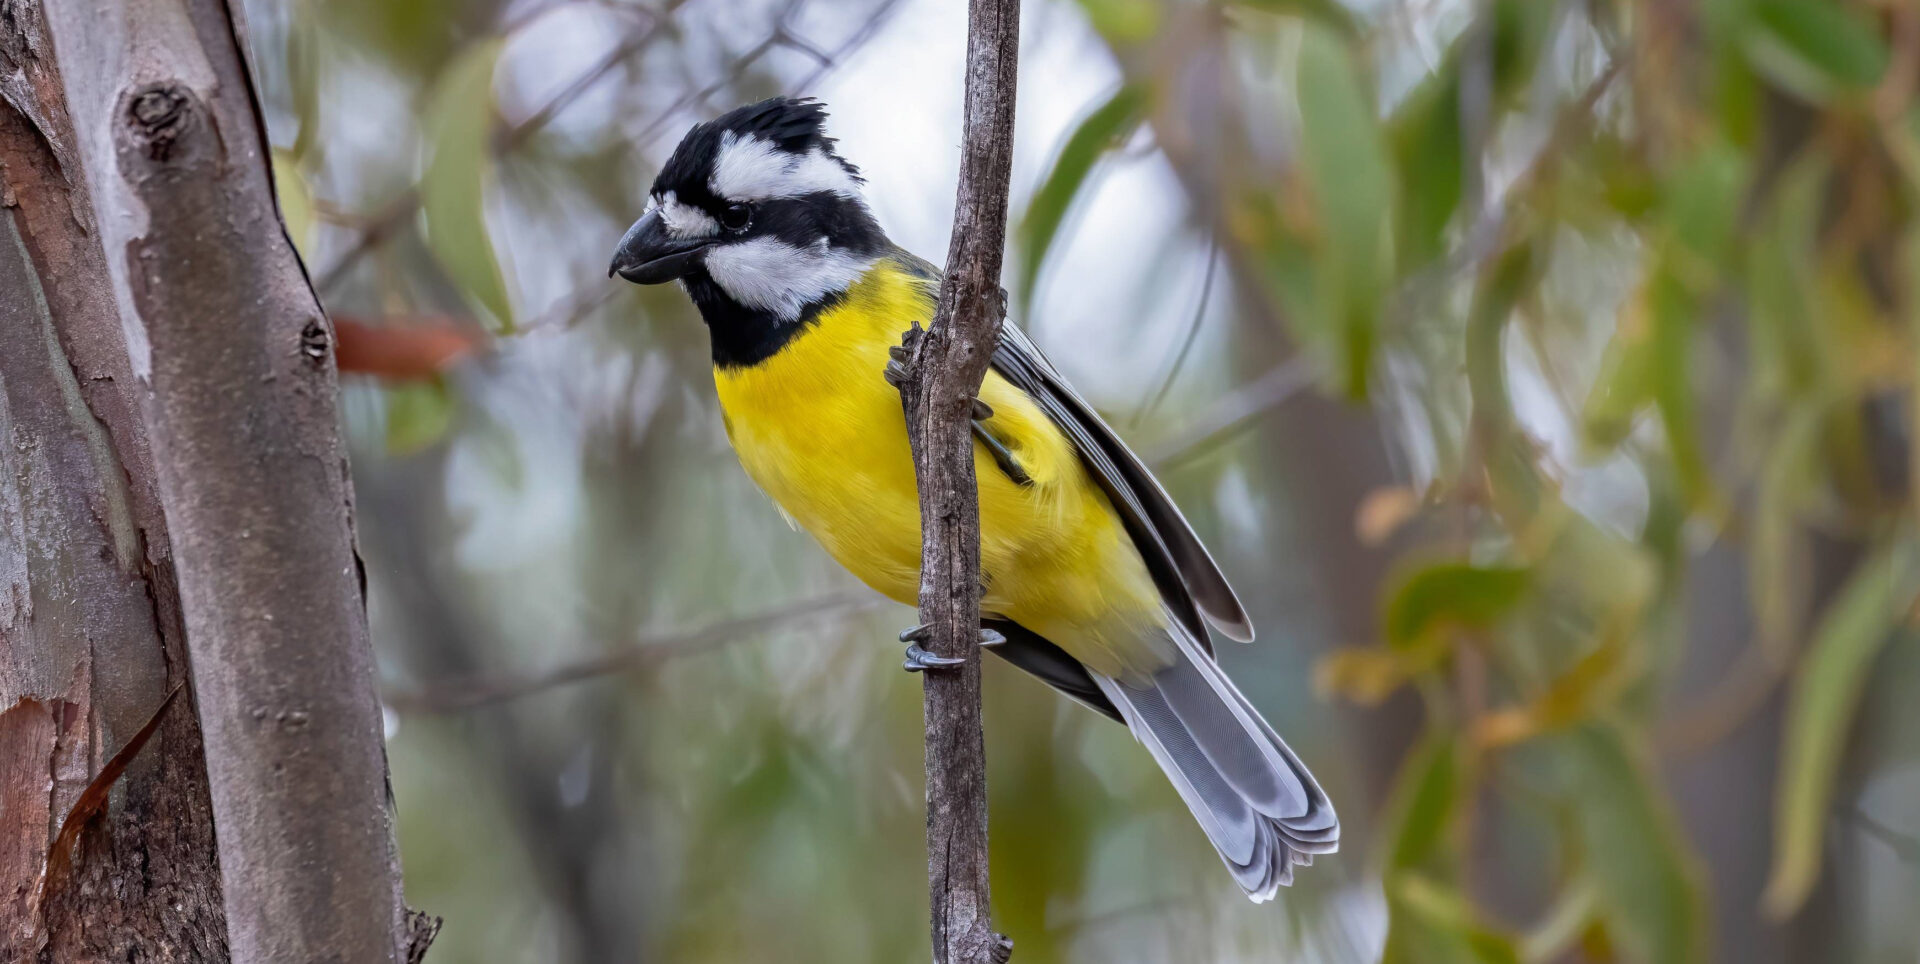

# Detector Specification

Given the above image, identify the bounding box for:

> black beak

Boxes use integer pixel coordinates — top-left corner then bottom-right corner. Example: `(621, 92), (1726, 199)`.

(608, 210), (712, 284)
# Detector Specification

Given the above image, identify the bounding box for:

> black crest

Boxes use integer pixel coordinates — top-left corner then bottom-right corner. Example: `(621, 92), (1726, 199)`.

(653, 97), (862, 203)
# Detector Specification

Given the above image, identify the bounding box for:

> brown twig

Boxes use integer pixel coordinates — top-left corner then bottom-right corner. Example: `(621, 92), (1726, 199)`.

(1143, 355), (1318, 469)
(314, 3), (686, 295)
(889, 0), (1019, 961)
(382, 593), (881, 713)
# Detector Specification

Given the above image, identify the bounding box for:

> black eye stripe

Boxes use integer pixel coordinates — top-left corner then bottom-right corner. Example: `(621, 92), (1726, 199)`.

(697, 192), (886, 255)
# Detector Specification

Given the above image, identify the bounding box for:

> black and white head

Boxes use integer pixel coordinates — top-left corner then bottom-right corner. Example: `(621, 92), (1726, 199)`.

(609, 97), (889, 365)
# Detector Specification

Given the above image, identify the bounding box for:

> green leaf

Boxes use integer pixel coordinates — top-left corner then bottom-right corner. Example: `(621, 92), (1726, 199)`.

(1744, 0), (1890, 101)
(1764, 541), (1920, 917)
(1075, 0), (1161, 43)
(421, 38), (515, 331)
(385, 380), (457, 455)
(1582, 293), (1657, 453)
(1388, 64), (1463, 269)
(1017, 86), (1145, 310)
(1744, 150), (1830, 398)
(1384, 562), (1533, 649)
(1465, 241), (1547, 524)
(1487, 0), (1558, 99)
(1545, 725), (1706, 964)
(1229, 0), (1362, 38)
(287, 0), (321, 162)
(270, 149), (316, 259)
(1661, 139), (1751, 276)
(1295, 21), (1395, 398)
(1382, 733), (1461, 872)
(1384, 874), (1522, 964)
(1648, 268), (1716, 513)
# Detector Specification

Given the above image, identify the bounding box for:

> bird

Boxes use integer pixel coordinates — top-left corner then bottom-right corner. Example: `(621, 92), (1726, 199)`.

(609, 96), (1337, 899)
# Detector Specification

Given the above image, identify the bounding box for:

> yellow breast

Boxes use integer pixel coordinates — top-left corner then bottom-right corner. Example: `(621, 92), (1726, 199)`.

(712, 259), (1169, 679)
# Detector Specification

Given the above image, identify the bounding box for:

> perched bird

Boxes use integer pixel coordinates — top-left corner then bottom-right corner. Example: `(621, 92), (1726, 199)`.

(610, 97), (1337, 898)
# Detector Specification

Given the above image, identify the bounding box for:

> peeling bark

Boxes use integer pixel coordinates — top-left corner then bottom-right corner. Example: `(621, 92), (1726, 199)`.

(0, 0), (417, 959)
(0, 5), (226, 958)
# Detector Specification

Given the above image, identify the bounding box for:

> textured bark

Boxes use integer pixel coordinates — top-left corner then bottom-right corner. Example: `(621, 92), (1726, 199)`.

(0, 0), (420, 959)
(891, 0), (1019, 961)
(0, 1), (226, 958)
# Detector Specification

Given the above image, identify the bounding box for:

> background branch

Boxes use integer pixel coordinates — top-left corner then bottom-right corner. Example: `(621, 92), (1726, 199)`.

(892, 0), (1020, 960)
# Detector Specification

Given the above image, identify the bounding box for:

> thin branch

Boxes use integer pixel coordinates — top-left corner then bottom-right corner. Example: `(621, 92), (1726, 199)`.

(1850, 807), (1920, 866)
(1144, 356), (1318, 469)
(382, 593), (881, 713)
(341, 0), (903, 342)
(1129, 234), (1219, 430)
(494, 1), (690, 154)
(790, 0), (905, 92)
(1388, 55), (1624, 328)
(890, 0), (1020, 960)
(315, 2), (687, 295)
(1656, 639), (1792, 758)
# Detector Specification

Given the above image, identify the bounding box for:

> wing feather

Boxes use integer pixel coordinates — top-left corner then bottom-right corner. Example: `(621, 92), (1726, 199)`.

(888, 248), (1254, 646)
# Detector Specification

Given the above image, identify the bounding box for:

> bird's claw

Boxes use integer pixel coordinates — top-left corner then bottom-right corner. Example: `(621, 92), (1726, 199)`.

(903, 643), (964, 672)
(973, 420), (1032, 486)
(885, 325), (923, 390)
(898, 625), (1007, 672)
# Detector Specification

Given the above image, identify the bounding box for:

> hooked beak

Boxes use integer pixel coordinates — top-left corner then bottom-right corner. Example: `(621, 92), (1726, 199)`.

(608, 210), (712, 284)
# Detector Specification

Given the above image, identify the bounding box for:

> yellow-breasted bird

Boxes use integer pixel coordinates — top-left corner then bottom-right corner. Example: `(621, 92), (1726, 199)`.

(610, 97), (1336, 899)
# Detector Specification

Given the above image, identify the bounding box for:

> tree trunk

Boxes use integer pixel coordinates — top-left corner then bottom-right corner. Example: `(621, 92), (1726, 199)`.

(0, 1), (419, 959)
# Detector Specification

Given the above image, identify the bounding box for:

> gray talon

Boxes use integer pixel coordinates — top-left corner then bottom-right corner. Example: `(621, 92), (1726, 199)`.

(971, 397), (994, 420)
(972, 420), (1033, 486)
(897, 625), (1005, 671)
(904, 643), (965, 672)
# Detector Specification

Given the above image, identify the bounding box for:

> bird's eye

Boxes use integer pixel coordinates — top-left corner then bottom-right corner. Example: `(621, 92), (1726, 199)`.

(720, 202), (753, 232)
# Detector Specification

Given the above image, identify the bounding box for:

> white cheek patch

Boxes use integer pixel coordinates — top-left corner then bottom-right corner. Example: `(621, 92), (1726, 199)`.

(703, 236), (875, 322)
(710, 132), (861, 201)
(656, 190), (718, 239)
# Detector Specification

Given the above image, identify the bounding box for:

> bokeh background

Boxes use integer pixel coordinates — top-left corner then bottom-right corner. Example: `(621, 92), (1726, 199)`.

(239, 0), (1920, 960)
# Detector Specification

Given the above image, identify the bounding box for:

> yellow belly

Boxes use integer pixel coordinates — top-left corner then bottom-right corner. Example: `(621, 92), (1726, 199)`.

(712, 260), (1169, 679)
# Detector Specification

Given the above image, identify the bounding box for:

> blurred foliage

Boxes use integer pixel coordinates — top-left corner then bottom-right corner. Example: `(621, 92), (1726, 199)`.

(248, 0), (1920, 960)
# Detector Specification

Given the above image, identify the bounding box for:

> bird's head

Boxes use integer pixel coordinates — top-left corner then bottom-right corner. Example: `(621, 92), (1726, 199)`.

(609, 97), (889, 364)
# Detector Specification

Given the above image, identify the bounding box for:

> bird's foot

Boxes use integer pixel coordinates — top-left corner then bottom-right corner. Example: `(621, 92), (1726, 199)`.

(971, 414), (1032, 486)
(898, 624), (1007, 672)
(884, 322), (926, 390)
(883, 328), (1032, 486)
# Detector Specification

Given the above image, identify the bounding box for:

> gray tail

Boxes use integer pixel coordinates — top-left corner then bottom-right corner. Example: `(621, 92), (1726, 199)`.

(1092, 625), (1338, 901)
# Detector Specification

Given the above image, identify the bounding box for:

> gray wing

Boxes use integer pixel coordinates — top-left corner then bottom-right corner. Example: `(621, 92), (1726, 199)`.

(888, 247), (1254, 646)
(991, 321), (1254, 646)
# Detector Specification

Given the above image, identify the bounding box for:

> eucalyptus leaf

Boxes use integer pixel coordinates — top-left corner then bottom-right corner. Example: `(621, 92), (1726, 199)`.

(1383, 732), (1461, 872)
(1296, 21), (1395, 397)
(421, 38), (515, 331)
(1385, 562), (1533, 649)
(1764, 540), (1920, 917)
(1017, 86), (1145, 311)
(384, 380), (457, 455)
(1545, 725), (1706, 964)
(1744, 0), (1889, 102)
(270, 148), (316, 258)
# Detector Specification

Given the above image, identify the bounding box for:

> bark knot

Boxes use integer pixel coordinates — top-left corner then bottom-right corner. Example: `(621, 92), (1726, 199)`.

(124, 83), (194, 162)
(300, 319), (329, 363)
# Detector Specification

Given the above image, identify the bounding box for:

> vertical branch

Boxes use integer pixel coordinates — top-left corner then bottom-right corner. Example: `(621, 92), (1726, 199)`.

(40, 1), (417, 960)
(891, 0), (1019, 962)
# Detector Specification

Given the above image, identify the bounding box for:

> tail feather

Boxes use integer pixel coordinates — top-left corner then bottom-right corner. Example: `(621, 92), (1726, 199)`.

(1092, 623), (1338, 902)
